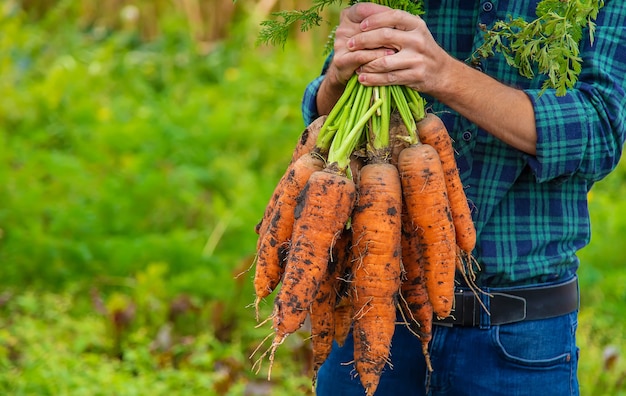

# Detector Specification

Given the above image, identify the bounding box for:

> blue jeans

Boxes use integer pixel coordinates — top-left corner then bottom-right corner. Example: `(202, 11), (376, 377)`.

(315, 310), (579, 395)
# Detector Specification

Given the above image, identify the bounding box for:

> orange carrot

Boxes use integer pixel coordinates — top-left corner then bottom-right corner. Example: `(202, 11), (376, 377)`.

(332, 228), (355, 348)
(255, 115), (327, 236)
(253, 152), (325, 315)
(398, 143), (456, 319)
(310, 263), (337, 386)
(310, 229), (351, 382)
(333, 294), (353, 348)
(350, 162), (403, 396)
(270, 167), (356, 355)
(291, 115), (328, 163)
(308, 229), (354, 350)
(399, 207), (433, 372)
(416, 113), (475, 255)
(389, 111), (411, 166)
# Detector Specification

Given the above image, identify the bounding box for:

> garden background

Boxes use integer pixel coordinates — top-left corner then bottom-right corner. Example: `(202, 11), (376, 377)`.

(0, 1), (625, 395)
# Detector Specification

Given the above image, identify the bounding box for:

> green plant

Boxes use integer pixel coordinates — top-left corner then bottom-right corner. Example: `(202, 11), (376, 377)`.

(473, 0), (605, 96)
(258, 0), (605, 96)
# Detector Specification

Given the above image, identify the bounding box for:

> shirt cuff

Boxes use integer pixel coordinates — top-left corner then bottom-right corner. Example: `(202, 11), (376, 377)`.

(525, 89), (591, 183)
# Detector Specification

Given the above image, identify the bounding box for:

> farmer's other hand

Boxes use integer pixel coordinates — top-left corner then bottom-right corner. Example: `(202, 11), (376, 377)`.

(325, 2), (397, 88)
(343, 2), (454, 96)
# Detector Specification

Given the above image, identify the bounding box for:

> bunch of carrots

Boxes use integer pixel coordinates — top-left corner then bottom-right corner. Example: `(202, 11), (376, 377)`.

(251, 2), (477, 395)
(250, 73), (478, 395)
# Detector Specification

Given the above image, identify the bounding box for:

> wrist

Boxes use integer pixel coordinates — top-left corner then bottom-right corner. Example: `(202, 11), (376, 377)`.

(317, 67), (349, 116)
(426, 55), (468, 103)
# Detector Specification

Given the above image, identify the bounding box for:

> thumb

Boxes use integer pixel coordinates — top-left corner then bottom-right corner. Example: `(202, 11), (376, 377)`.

(345, 2), (391, 24)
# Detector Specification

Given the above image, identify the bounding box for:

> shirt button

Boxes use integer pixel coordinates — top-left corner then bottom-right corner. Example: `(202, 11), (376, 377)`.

(482, 2), (493, 12)
(462, 131), (473, 141)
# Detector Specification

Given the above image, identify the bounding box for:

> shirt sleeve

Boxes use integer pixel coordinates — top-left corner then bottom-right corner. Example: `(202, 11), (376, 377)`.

(525, 3), (626, 184)
(301, 53), (334, 126)
(301, 75), (325, 126)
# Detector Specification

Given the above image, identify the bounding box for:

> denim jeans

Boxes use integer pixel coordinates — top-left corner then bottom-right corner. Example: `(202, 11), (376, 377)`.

(315, 310), (579, 395)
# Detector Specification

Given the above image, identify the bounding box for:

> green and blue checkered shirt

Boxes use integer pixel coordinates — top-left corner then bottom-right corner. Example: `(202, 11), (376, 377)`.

(302, 0), (626, 287)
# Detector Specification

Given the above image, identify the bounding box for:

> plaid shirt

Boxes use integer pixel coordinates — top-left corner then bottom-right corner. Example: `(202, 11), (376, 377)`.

(302, 0), (626, 287)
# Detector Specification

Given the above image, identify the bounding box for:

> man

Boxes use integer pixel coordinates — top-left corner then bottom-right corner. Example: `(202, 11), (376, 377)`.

(301, 1), (626, 395)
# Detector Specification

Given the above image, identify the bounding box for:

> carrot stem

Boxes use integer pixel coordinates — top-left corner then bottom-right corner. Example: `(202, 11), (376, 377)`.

(390, 85), (417, 144)
(317, 74), (359, 150)
(370, 86), (391, 151)
(329, 97), (383, 169)
(403, 86), (426, 122)
(316, 70), (428, 170)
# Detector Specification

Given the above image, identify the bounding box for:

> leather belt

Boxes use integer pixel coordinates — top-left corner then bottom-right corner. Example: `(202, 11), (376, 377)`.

(434, 277), (579, 327)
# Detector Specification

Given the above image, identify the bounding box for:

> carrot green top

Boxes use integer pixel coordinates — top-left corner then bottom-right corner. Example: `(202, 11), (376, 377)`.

(302, 0), (626, 288)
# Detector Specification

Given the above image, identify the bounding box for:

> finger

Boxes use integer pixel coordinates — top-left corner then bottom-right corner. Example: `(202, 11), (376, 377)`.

(336, 4), (384, 44)
(347, 28), (403, 52)
(357, 69), (407, 87)
(344, 2), (393, 24)
(361, 9), (425, 32)
(358, 52), (399, 74)
(357, 55), (423, 86)
(334, 47), (396, 74)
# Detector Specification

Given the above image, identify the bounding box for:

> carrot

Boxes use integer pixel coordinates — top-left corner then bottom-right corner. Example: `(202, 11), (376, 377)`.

(416, 113), (475, 255)
(255, 115), (327, 236)
(291, 115), (328, 164)
(333, 294), (353, 347)
(310, 229), (351, 382)
(332, 229), (355, 348)
(399, 207), (433, 372)
(270, 166), (357, 359)
(310, 260), (337, 386)
(253, 152), (325, 316)
(350, 162), (402, 396)
(398, 143), (456, 319)
(348, 154), (366, 189)
(389, 111), (410, 166)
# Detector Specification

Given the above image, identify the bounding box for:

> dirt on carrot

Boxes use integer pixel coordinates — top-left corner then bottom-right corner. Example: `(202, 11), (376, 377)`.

(398, 143), (456, 319)
(399, 206), (433, 372)
(255, 115), (327, 236)
(416, 113), (475, 255)
(350, 162), (403, 396)
(265, 166), (357, 376)
(253, 152), (325, 316)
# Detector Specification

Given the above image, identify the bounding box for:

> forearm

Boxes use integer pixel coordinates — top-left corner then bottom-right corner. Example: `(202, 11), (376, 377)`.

(432, 58), (537, 155)
(316, 70), (345, 118)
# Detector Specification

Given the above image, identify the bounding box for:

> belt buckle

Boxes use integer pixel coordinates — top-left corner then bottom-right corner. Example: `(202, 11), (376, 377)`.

(489, 292), (527, 325)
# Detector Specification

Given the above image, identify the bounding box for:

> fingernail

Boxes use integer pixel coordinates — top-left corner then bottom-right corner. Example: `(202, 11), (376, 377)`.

(361, 20), (368, 30)
(347, 38), (355, 49)
(385, 49), (395, 55)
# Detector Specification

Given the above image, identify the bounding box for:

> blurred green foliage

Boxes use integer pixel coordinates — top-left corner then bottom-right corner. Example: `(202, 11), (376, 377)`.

(0, 1), (624, 395)
(0, 0), (320, 293)
(577, 159), (626, 396)
(0, 1), (325, 393)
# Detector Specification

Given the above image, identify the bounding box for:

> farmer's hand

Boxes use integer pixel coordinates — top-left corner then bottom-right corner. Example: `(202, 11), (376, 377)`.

(326, 3), (399, 87)
(318, 3), (453, 115)
(339, 2), (452, 95)
(317, 3), (403, 115)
